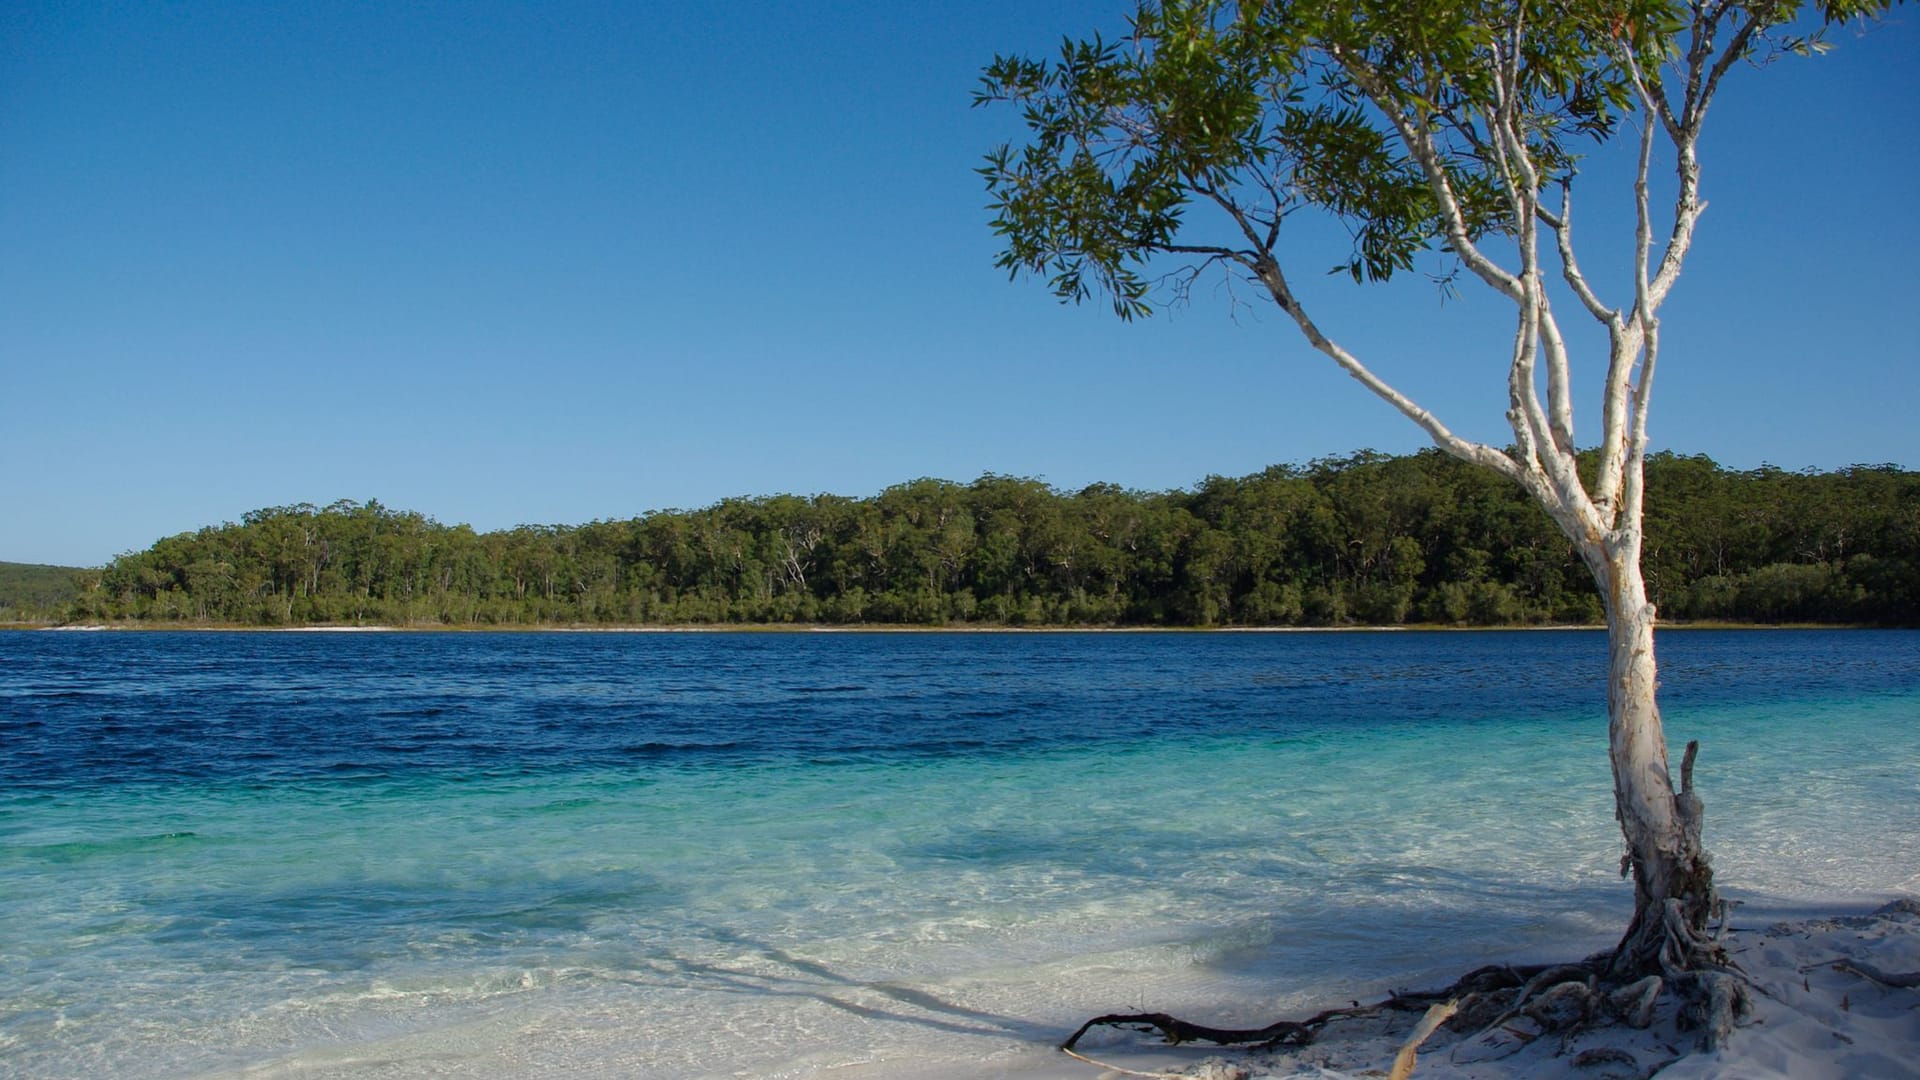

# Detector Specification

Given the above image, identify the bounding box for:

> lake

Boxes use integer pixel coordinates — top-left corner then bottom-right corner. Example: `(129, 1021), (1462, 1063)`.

(3, 629), (1917, 1078)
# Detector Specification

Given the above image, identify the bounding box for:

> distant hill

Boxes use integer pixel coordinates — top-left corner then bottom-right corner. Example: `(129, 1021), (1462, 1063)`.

(0, 561), (83, 614)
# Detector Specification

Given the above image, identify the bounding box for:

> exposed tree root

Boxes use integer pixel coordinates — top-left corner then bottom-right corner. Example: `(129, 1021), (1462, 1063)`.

(1606, 743), (1731, 983)
(1060, 962), (1555, 1054)
(1062, 948), (1758, 1071)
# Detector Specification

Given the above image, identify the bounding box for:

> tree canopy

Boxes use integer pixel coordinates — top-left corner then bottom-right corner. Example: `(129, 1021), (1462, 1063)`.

(34, 452), (1914, 628)
(978, 0), (1888, 554)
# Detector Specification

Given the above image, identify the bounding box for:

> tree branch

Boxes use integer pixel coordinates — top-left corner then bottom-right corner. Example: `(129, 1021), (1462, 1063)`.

(1546, 184), (1616, 324)
(1484, 37), (1581, 466)
(1638, 9), (1761, 314)
(1248, 253), (1526, 488)
(1596, 64), (1666, 528)
(1621, 318), (1661, 542)
(1479, 34), (1599, 531)
(1330, 46), (1524, 302)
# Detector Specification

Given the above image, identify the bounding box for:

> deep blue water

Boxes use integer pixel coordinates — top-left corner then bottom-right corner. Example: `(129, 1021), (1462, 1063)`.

(2, 629), (1917, 1079)
(8, 629), (1918, 789)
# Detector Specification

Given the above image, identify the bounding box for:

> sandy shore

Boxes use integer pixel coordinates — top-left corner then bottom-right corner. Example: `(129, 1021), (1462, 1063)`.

(988, 899), (1920, 1080)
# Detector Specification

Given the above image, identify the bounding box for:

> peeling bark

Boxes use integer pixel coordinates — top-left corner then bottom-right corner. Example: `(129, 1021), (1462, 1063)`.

(1597, 553), (1721, 979)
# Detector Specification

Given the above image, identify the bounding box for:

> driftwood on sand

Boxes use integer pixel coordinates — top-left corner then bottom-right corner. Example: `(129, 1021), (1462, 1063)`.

(1059, 900), (1920, 1078)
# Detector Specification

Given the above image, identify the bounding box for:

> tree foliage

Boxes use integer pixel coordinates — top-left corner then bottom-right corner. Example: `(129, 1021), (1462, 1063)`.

(978, 0), (1890, 561)
(54, 453), (1919, 628)
(0, 562), (83, 623)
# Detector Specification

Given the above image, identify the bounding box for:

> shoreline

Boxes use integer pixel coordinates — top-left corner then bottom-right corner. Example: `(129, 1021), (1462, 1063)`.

(12, 620), (1884, 634)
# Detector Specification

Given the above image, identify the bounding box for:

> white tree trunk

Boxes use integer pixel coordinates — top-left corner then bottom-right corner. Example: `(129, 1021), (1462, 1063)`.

(1597, 547), (1716, 976)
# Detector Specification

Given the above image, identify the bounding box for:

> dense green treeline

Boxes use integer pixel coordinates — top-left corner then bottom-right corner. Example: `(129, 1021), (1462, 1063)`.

(0, 562), (83, 623)
(49, 450), (1920, 627)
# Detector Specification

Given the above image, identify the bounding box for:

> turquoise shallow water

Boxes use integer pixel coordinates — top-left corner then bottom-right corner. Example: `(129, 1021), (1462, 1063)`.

(2, 630), (1917, 1077)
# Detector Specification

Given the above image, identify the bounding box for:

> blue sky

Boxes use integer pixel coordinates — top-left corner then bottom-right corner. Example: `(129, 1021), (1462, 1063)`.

(3, 3), (1915, 567)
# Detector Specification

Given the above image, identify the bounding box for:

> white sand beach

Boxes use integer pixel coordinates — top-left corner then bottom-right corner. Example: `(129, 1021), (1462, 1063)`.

(1008, 899), (1919, 1080)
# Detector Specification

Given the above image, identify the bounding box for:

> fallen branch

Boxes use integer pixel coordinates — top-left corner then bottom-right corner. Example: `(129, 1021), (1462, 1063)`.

(1060, 1009), (1328, 1051)
(1833, 960), (1920, 989)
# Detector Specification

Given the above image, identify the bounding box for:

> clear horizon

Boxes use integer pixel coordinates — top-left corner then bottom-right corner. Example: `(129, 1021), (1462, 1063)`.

(5, 3), (1916, 567)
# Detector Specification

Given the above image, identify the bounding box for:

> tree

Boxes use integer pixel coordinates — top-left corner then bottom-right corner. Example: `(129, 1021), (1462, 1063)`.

(978, 0), (1891, 1027)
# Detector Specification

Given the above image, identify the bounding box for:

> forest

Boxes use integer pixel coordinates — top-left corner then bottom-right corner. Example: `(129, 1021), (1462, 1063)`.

(0, 562), (81, 621)
(20, 450), (1918, 628)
